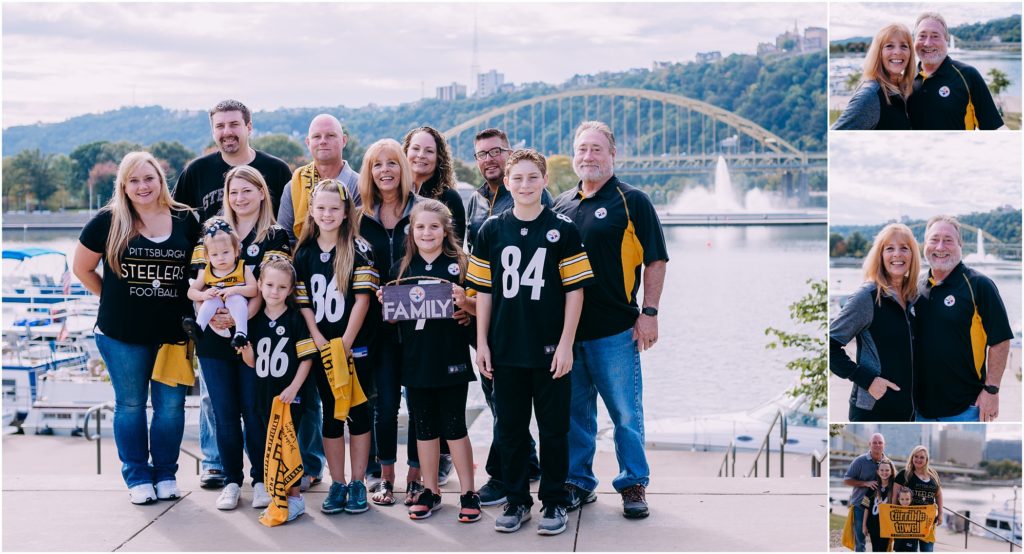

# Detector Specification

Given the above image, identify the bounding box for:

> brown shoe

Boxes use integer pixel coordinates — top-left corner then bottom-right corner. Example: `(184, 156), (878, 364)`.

(620, 484), (649, 519)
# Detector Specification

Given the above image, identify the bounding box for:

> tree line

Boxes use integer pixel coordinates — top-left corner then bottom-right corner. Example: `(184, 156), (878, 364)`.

(830, 15), (1021, 54)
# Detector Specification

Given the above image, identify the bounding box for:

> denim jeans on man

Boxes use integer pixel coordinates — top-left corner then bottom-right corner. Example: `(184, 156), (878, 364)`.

(916, 404), (980, 422)
(567, 328), (649, 492)
(298, 379), (326, 478)
(198, 357), (264, 486)
(852, 504), (867, 551)
(96, 334), (187, 487)
(197, 365), (222, 474)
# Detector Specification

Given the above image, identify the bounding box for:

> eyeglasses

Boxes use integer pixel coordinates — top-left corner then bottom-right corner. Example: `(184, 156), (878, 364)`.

(474, 147), (510, 161)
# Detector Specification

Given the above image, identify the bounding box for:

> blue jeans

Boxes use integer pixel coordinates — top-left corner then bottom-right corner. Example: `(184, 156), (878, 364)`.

(196, 365), (222, 472)
(852, 504), (867, 551)
(916, 405), (979, 422)
(567, 327), (649, 492)
(96, 334), (187, 488)
(298, 378), (326, 477)
(198, 356), (262, 486)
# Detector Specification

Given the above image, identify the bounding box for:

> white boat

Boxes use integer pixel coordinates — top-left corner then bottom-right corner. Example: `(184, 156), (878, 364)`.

(982, 498), (1022, 543)
(2, 338), (91, 425)
(3, 298), (98, 344)
(2, 247), (91, 304)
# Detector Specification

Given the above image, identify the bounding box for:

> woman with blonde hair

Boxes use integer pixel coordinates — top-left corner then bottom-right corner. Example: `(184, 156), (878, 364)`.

(831, 23), (915, 130)
(894, 446), (943, 551)
(73, 151), (201, 504)
(830, 223), (920, 421)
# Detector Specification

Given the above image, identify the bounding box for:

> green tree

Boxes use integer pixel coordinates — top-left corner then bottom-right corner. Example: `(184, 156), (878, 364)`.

(765, 279), (827, 410)
(452, 159), (477, 184)
(545, 154), (578, 196)
(251, 134), (304, 168)
(344, 132), (366, 174)
(846, 231), (869, 257)
(3, 149), (63, 211)
(987, 68), (1011, 114)
(150, 140), (196, 183)
(69, 141), (110, 193)
(87, 161), (119, 210)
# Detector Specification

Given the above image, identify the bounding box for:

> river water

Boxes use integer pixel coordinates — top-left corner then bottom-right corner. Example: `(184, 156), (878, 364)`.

(3, 223), (827, 421)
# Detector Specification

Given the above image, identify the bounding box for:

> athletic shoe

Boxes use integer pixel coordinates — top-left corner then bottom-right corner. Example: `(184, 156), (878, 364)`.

(494, 503), (531, 533)
(217, 483), (241, 510)
(345, 480), (369, 514)
(565, 483), (596, 512)
(252, 482), (271, 509)
(182, 317), (201, 343)
(230, 332), (248, 349)
(287, 495), (305, 522)
(404, 480), (425, 506)
(620, 484), (649, 519)
(129, 483), (157, 505)
(155, 480), (179, 500)
(199, 469), (227, 489)
(478, 478), (508, 506)
(321, 482), (348, 514)
(458, 491), (482, 523)
(437, 454), (454, 486)
(300, 474), (323, 492)
(408, 488), (443, 520)
(537, 504), (568, 535)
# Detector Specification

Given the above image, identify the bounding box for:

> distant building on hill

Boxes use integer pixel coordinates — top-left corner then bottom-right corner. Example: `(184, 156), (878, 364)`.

(695, 51), (722, 64)
(477, 69), (505, 98)
(436, 82), (466, 102)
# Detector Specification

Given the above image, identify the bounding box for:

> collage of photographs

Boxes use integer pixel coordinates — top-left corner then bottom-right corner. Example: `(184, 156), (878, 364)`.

(0, 1), (1021, 552)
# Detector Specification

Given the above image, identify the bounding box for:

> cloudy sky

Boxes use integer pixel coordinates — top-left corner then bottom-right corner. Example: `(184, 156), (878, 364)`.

(830, 2), (1021, 40)
(829, 133), (1022, 225)
(1, 2), (827, 128)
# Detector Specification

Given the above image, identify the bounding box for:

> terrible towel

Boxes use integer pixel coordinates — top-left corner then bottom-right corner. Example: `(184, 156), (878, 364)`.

(879, 504), (937, 542)
(259, 397), (304, 527)
(151, 342), (195, 387)
(319, 338), (367, 421)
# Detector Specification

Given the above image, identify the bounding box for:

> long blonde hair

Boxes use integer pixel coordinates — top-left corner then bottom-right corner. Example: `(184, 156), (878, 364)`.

(905, 445), (941, 487)
(104, 151), (192, 275)
(863, 24), (916, 103)
(862, 223), (920, 305)
(297, 179), (359, 296)
(222, 165), (276, 244)
(358, 139), (414, 218)
(396, 199), (466, 282)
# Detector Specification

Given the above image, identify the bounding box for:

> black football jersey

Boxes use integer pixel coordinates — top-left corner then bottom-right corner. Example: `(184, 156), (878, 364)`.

(466, 207), (593, 367)
(294, 237), (379, 342)
(246, 307), (317, 405)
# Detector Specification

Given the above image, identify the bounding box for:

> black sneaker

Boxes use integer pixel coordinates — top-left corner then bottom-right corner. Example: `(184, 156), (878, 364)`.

(495, 503), (531, 533)
(458, 491), (482, 523)
(182, 317), (202, 343)
(620, 484), (649, 519)
(437, 453), (454, 486)
(230, 332), (248, 349)
(478, 478), (507, 506)
(565, 483), (597, 512)
(408, 488), (442, 520)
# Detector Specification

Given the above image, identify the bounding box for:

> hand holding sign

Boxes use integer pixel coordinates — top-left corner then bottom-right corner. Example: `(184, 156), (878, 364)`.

(381, 283), (455, 321)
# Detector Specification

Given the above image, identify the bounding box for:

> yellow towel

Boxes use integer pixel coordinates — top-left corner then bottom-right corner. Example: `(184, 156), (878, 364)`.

(151, 342), (194, 387)
(879, 504), (937, 542)
(841, 505), (856, 550)
(319, 338), (367, 421)
(259, 397), (304, 527)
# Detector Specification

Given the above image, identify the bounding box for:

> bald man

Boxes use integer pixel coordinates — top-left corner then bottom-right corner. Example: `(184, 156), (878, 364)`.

(843, 433), (887, 552)
(278, 114), (362, 242)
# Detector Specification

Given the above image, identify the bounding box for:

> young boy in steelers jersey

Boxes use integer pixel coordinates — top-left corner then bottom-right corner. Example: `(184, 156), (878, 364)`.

(467, 149), (594, 535)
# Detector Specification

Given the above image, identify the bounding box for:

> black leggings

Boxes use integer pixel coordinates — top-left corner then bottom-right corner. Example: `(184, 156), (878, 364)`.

(314, 356), (372, 438)
(407, 383), (469, 441)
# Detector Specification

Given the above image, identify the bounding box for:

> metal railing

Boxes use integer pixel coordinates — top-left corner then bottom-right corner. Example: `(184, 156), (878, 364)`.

(717, 441), (737, 477)
(83, 401), (200, 475)
(717, 410), (788, 477)
(810, 450), (827, 477)
(943, 505), (1021, 551)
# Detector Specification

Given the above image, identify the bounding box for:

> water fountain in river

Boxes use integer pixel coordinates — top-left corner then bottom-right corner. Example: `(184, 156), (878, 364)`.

(670, 156), (777, 213)
(964, 228), (1003, 264)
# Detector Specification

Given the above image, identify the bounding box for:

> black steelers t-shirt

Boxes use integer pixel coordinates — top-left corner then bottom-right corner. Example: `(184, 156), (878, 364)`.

(466, 207), (594, 368)
(246, 307), (317, 406)
(894, 470), (940, 506)
(294, 237), (380, 345)
(392, 252), (474, 388)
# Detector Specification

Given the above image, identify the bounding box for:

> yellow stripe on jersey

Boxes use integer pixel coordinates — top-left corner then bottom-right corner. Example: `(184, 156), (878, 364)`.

(262, 249), (291, 263)
(617, 187), (645, 302)
(963, 274), (987, 378)
(466, 255), (492, 287)
(295, 282), (311, 305)
(190, 244), (207, 266)
(559, 253), (594, 286)
(353, 266), (380, 290)
(295, 337), (317, 358)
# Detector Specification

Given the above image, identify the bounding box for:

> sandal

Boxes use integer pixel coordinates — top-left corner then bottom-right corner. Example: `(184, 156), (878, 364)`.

(408, 488), (442, 520)
(404, 481), (425, 506)
(371, 480), (396, 506)
(458, 491), (482, 523)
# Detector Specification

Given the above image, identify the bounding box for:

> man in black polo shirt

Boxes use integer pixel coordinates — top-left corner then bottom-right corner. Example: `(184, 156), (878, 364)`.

(907, 12), (1006, 130)
(553, 121), (668, 519)
(915, 216), (1012, 422)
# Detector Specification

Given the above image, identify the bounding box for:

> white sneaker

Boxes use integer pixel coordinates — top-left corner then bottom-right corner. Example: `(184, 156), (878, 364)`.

(217, 483), (241, 510)
(287, 495), (306, 521)
(155, 480), (179, 500)
(129, 483), (157, 505)
(253, 482), (271, 509)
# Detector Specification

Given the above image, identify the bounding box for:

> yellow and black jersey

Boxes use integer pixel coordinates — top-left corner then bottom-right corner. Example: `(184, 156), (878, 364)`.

(203, 259), (246, 288)
(294, 237), (379, 343)
(392, 253), (475, 388)
(908, 56), (1004, 130)
(914, 262), (1013, 418)
(191, 224), (291, 280)
(553, 176), (669, 341)
(247, 307), (317, 406)
(466, 207), (593, 368)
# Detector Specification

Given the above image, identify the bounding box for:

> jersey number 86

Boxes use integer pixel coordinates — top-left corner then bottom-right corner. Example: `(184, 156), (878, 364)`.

(310, 274), (345, 323)
(255, 337), (289, 378)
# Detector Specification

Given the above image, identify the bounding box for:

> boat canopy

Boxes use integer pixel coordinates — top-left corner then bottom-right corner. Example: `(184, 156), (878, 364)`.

(2, 248), (67, 261)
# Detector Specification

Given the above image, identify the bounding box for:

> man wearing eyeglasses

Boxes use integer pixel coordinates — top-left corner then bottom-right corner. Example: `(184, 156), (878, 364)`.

(465, 128), (550, 507)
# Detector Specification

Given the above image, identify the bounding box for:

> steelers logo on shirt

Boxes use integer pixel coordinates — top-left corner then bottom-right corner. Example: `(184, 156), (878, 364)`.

(247, 244), (260, 257)
(409, 286), (426, 303)
(546, 229), (561, 243)
(448, 263), (461, 276)
(276, 325), (286, 336)
(944, 295), (956, 307)
(319, 252), (331, 263)
(152, 279), (161, 288)
(595, 207), (608, 219)
(355, 237), (370, 253)
(938, 86), (951, 98)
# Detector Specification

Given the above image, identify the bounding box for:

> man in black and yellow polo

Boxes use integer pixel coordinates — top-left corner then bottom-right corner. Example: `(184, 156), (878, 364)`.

(915, 216), (1012, 422)
(553, 121), (668, 519)
(907, 12), (1006, 130)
